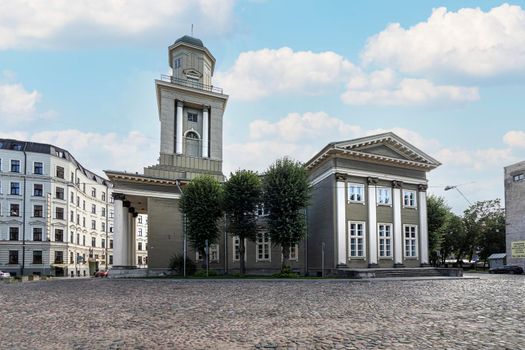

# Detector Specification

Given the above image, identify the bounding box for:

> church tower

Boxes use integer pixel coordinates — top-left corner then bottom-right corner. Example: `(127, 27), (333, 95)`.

(144, 35), (228, 181)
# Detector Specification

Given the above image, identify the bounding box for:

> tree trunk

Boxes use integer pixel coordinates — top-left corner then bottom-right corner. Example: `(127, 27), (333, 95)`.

(281, 245), (290, 273)
(239, 237), (246, 276)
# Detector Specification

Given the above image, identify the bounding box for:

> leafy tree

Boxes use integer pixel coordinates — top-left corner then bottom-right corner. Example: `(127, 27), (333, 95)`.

(463, 199), (505, 266)
(179, 175), (223, 267)
(427, 195), (450, 266)
(263, 157), (311, 272)
(440, 213), (466, 266)
(223, 170), (262, 276)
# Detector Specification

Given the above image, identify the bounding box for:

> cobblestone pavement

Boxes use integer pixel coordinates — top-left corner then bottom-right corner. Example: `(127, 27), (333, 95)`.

(0, 274), (524, 349)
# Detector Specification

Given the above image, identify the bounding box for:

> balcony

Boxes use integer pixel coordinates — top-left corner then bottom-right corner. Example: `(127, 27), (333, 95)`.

(160, 75), (223, 94)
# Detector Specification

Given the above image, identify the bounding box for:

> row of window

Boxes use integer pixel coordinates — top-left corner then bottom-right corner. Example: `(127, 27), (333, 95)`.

(347, 184), (418, 207)
(348, 222), (418, 258)
(513, 173), (524, 182)
(6, 227), (112, 248)
(7, 250), (114, 266)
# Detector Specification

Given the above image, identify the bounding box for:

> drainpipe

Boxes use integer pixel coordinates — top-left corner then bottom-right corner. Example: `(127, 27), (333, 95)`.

(21, 145), (28, 276)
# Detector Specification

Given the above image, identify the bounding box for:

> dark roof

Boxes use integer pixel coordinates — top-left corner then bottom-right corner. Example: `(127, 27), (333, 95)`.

(0, 138), (111, 186)
(174, 35), (204, 48)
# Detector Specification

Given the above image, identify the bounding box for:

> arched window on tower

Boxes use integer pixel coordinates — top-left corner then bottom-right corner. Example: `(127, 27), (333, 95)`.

(185, 131), (200, 157)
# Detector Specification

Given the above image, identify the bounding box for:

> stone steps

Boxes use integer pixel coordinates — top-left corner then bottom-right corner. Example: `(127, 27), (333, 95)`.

(337, 268), (463, 279)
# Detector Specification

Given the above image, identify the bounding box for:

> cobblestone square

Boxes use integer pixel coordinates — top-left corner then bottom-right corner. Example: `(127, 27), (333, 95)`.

(0, 274), (523, 349)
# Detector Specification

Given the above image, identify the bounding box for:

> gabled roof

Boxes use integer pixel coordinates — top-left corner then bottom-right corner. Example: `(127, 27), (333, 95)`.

(305, 132), (441, 172)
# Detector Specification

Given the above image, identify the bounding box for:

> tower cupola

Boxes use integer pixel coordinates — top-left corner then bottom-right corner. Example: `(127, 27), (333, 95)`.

(168, 35), (216, 87)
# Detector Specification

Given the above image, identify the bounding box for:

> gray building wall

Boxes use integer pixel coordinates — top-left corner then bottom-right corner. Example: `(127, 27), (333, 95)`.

(504, 161), (525, 269)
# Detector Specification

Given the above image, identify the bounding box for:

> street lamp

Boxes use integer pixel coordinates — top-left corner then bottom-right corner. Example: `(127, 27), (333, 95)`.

(444, 185), (472, 206)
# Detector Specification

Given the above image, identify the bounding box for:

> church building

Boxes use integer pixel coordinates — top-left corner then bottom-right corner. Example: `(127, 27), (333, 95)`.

(105, 36), (440, 277)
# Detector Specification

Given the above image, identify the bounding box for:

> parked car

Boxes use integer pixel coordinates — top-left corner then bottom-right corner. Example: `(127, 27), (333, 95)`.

(94, 270), (108, 278)
(0, 271), (11, 279)
(489, 265), (524, 274)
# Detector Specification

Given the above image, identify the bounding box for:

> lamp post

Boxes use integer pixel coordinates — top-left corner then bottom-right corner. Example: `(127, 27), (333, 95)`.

(444, 185), (473, 206)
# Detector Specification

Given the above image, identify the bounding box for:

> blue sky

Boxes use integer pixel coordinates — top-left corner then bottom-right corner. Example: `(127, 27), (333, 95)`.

(1, 0), (524, 213)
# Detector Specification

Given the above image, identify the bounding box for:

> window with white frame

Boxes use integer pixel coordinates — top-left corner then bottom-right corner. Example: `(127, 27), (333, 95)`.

(256, 232), (271, 261)
(378, 224), (392, 258)
(348, 183), (365, 203)
(34, 184), (43, 197)
(513, 173), (524, 182)
(348, 222), (365, 258)
(288, 244), (299, 261)
(256, 204), (269, 216)
(11, 160), (20, 173)
(403, 190), (417, 207)
(10, 182), (20, 195)
(404, 225), (418, 257)
(34, 162), (43, 175)
(377, 187), (391, 205)
(196, 244), (219, 262)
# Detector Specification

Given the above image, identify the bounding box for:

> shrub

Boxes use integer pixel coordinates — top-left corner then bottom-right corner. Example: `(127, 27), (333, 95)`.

(271, 266), (299, 278)
(194, 269), (218, 277)
(169, 255), (196, 276)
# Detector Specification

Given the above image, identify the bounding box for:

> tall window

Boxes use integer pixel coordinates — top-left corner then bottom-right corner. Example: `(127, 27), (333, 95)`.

(70, 252), (74, 264)
(138, 242), (143, 251)
(55, 207), (64, 220)
(83, 235), (86, 246)
(70, 210), (74, 221)
(55, 229), (64, 242)
(33, 251), (43, 264)
(404, 225), (418, 257)
(33, 205), (43, 217)
(403, 190), (417, 208)
(55, 187), (64, 200)
(34, 162), (43, 175)
(209, 244), (219, 261)
(101, 207), (106, 217)
(348, 222), (365, 258)
(34, 184), (43, 196)
(233, 236), (241, 261)
(70, 192), (74, 203)
(378, 224), (392, 258)
(10, 182), (20, 195)
(91, 204), (96, 214)
(56, 166), (65, 179)
(101, 238), (106, 248)
(138, 215), (142, 224)
(101, 222), (106, 232)
(55, 251), (64, 264)
(289, 244), (299, 261)
(256, 232), (271, 261)
(11, 160), (20, 173)
(138, 228), (143, 237)
(9, 251), (18, 264)
(377, 187), (391, 205)
(82, 217), (86, 227)
(110, 239), (113, 249)
(91, 187), (96, 197)
(184, 131), (200, 157)
(348, 183), (365, 203)
(9, 227), (19, 240)
(91, 237), (96, 247)
(174, 57), (182, 69)
(10, 204), (20, 216)
(33, 228), (43, 241)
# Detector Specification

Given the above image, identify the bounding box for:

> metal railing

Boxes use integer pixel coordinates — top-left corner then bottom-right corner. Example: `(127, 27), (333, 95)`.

(160, 75), (223, 94)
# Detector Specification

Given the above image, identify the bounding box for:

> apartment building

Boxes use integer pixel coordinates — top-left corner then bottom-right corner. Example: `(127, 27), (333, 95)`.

(0, 139), (114, 277)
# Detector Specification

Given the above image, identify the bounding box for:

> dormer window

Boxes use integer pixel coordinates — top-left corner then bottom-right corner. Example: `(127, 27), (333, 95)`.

(174, 58), (182, 69)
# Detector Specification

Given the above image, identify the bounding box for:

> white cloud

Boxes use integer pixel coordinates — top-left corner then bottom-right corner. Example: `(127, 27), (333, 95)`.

(503, 130), (525, 148)
(0, 0), (235, 50)
(361, 4), (525, 78)
(215, 47), (357, 100)
(341, 69), (479, 106)
(0, 129), (158, 176)
(435, 147), (517, 171)
(0, 82), (41, 124)
(365, 126), (441, 152)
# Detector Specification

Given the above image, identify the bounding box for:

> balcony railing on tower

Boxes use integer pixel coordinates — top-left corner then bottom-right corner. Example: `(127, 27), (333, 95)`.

(160, 75), (223, 94)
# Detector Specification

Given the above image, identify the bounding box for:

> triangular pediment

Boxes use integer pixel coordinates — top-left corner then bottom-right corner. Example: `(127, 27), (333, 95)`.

(305, 132), (441, 171)
(333, 132), (440, 167)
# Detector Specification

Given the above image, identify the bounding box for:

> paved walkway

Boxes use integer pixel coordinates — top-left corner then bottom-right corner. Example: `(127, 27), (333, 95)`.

(0, 274), (523, 349)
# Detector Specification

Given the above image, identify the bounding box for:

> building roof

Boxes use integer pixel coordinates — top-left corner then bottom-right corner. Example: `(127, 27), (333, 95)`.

(488, 253), (506, 259)
(174, 35), (204, 48)
(305, 132), (441, 172)
(0, 138), (111, 186)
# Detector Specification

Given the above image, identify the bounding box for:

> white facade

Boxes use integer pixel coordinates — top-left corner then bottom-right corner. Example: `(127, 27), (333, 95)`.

(0, 140), (114, 277)
(136, 214), (148, 268)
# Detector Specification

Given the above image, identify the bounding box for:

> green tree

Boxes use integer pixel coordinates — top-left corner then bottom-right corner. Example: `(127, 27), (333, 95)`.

(463, 199), (505, 267)
(223, 170), (262, 276)
(179, 175), (223, 267)
(440, 213), (466, 266)
(427, 195), (450, 266)
(263, 157), (311, 273)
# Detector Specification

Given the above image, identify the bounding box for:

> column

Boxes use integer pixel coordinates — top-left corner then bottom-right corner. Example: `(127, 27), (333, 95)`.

(336, 177), (347, 266)
(392, 181), (404, 267)
(176, 101), (184, 154)
(418, 184), (429, 266)
(130, 212), (138, 267)
(113, 194), (129, 267)
(367, 178), (378, 267)
(202, 107), (209, 158)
